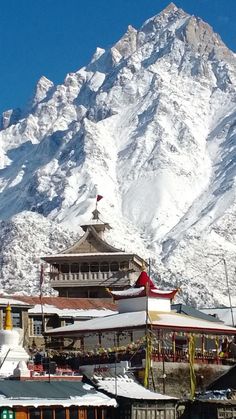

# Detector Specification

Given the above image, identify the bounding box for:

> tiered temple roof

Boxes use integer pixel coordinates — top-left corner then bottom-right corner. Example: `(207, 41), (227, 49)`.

(43, 209), (147, 297)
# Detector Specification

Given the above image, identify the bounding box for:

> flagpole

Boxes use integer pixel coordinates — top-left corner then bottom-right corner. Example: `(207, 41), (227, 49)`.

(94, 195), (103, 220)
(144, 262), (150, 388)
(222, 258), (235, 327)
(39, 264), (45, 334)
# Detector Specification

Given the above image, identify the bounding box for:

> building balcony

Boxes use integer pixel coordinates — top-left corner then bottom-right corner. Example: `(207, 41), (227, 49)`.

(49, 271), (135, 288)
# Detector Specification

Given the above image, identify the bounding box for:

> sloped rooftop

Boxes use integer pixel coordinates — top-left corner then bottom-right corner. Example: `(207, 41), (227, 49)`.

(46, 310), (236, 336)
(0, 380), (116, 407)
(0, 296), (117, 318)
(94, 374), (177, 400)
(171, 304), (220, 323)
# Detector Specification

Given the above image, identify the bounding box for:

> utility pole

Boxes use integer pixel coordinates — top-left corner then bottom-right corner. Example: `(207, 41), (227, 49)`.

(207, 254), (235, 327)
(222, 258), (235, 327)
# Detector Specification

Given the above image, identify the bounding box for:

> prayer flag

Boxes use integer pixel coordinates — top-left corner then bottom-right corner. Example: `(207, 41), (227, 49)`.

(96, 195), (103, 202)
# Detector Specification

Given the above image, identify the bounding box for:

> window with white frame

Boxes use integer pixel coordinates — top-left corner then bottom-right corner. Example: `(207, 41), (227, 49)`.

(31, 317), (43, 336)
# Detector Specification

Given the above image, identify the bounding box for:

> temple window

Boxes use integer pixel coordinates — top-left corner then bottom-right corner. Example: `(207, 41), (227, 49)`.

(90, 262), (99, 272)
(71, 263), (80, 273)
(120, 261), (129, 270)
(81, 263), (89, 273)
(31, 317), (43, 336)
(110, 261), (119, 271)
(61, 264), (69, 273)
(100, 262), (109, 272)
(12, 312), (21, 328)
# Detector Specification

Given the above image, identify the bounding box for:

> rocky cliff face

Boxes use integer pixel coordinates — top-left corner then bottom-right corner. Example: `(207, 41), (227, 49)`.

(0, 3), (236, 306)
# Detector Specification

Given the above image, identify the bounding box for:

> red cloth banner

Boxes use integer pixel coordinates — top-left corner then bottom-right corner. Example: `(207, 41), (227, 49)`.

(96, 195), (103, 202)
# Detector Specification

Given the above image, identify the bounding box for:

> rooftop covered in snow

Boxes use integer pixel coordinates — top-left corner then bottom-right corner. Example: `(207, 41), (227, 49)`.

(46, 309), (236, 336)
(94, 374), (177, 401)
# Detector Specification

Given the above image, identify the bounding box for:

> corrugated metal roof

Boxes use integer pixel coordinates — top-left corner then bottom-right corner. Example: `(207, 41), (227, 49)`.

(0, 380), (96, 399)
(0, 381), (117, 407)
(3, 296), (116, 311)
(0, 380), (85, 399)
(171, 304), (220, 323)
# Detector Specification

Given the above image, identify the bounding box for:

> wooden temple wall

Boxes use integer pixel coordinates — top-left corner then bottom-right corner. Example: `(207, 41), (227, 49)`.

(3, 406), (116, 419)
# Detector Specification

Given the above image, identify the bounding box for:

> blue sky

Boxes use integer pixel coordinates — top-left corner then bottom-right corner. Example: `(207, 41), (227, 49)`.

(1, 0), (235, 115)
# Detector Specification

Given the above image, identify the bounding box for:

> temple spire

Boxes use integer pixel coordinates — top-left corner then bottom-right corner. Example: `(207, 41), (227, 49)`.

(4, 303), (13, 331)
(92, 208), (100, 221)
(81, 195), (111, 237)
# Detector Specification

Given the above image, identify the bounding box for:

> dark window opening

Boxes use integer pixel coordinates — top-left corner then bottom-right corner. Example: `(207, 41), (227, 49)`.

(71, 263), (80, 273)
(100, 262), (109, 272)
(69, 407), (78, 419)
(110, 262), (119, 271)
(42, 409), (53, 419)
(81, 263), (89, 273)
(29, 409), (41, 419)
(87, 408), (95, 419)
(55, 408), (66, 419)
(90, 262), (99, 272)
(61, 264), (69, 273)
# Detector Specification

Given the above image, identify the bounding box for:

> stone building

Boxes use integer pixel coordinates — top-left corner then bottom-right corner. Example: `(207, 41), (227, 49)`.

(43, 209), (147, 298)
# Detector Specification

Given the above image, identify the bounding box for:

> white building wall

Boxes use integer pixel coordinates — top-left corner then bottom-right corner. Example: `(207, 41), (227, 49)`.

(118, 297), (171, 313)
(148, 298), (170, 312)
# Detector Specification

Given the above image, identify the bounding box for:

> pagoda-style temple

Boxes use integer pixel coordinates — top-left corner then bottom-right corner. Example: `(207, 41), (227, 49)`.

(43, 209), (147, 298)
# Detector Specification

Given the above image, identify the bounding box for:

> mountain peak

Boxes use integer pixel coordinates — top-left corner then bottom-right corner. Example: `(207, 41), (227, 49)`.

(139, 3), (188, 42)
(32, 76), (54, 106)
(162, 2), (179, 14)
(114, 25), (137, 58)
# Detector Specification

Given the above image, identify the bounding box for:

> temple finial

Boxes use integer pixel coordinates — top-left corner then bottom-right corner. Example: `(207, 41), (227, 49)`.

(92, 195), (103, 221)
(92, 208), (100, 221)
(4, 303), (13, 331)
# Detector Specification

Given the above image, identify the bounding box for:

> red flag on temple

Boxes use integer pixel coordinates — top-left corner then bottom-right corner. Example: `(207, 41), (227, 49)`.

(96, 195), (103, 202)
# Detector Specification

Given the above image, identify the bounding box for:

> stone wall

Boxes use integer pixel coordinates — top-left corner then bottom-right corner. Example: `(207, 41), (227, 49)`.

(149, 362), (230, 398)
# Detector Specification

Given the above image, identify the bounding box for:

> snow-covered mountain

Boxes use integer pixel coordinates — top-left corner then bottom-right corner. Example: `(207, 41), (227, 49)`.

(1, 3), (236, 307)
